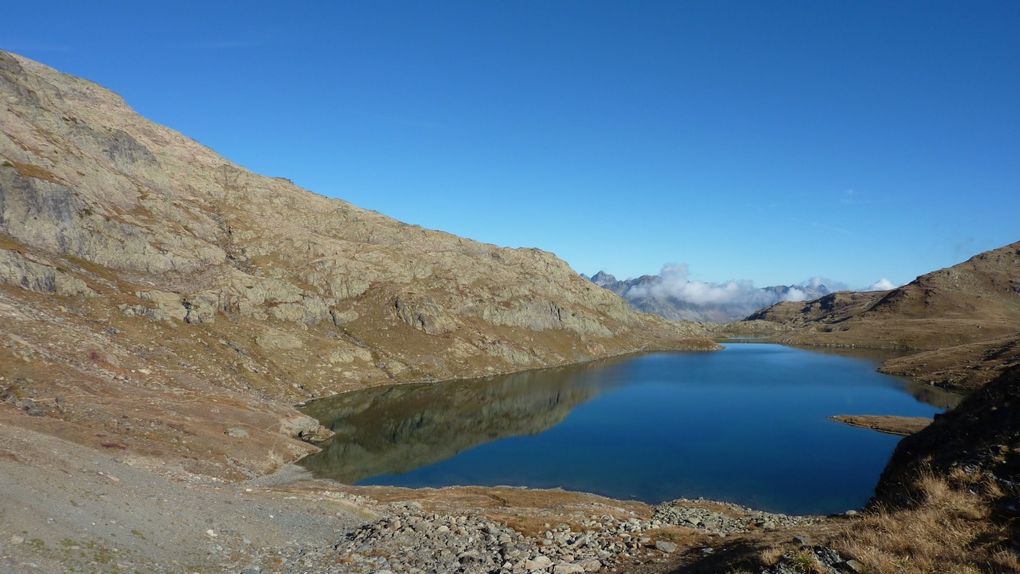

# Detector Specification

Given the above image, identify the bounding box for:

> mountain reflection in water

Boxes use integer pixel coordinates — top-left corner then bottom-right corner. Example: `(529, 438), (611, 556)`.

(299, 357), (629, 483)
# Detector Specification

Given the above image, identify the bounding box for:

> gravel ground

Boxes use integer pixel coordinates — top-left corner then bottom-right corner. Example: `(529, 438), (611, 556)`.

(0, 418), (833, 574)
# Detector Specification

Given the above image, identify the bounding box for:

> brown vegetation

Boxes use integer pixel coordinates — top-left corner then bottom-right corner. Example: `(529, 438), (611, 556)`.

(829, 415), (932, 436)
(836, 469), (1019, 574)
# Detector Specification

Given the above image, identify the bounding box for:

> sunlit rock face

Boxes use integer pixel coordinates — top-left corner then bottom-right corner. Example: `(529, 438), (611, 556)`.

(0, 49), (717, 402)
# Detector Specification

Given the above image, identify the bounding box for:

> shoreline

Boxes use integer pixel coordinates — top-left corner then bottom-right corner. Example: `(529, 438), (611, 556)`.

(828, 414), (933, 436)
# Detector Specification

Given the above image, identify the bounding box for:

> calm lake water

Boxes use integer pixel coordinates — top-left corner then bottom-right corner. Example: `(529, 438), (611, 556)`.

(300, 344), (958, 515)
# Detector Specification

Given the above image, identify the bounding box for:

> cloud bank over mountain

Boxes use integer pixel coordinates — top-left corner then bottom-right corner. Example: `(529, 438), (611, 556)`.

(588, 265), (898, 323)
(864, 278), (898, 291)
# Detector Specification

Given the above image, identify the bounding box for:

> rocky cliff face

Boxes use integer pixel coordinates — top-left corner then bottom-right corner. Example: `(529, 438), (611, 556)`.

(0, 51), (713, 477)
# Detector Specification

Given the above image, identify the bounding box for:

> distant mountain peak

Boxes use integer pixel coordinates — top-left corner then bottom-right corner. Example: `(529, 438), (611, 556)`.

(589, 271), (617, 286)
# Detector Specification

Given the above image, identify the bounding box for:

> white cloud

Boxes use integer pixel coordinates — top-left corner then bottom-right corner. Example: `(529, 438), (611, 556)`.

(863, 278), (897, 291)
(783, 287), (809, 302)
(624, 264), (837, 308)
(625, 264), (768, 306)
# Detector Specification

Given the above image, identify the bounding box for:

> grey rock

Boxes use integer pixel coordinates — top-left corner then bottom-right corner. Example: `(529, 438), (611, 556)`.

(843, 559), (866, 572)
(654, 540), (677, 553)
(225, 427), (249, 438)
(525, 555), (553, 571)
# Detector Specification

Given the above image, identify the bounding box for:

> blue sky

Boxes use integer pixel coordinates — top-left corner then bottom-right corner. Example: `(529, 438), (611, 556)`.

(3, 1), (1018, 287)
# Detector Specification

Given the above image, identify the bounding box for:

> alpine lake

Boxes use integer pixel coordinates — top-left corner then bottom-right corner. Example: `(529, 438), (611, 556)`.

(299, 343), (958, 515)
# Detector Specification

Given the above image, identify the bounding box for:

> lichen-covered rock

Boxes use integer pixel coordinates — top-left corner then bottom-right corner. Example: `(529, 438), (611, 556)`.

(394, 294), (458, 335)
(183, 291), (218, 324)
(136, 290), (186, 321)
(0, 249), (95, 297)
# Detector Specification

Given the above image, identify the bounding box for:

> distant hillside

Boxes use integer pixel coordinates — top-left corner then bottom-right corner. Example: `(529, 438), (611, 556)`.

(588, 270), (837, 323)
(747, 241), (1020, 390)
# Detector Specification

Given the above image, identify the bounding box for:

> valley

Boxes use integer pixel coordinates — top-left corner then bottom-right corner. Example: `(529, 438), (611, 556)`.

(0, 49), (1017, 574)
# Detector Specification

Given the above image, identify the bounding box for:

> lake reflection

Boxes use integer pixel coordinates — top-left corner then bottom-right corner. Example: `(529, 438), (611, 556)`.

(300, 344), (955, 515)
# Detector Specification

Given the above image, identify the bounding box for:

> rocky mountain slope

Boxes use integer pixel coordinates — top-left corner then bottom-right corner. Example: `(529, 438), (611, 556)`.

(745, 241), (1020, 390)
(875, 364), (1020, 504)
(0, 50), (713, 479)
(589, 271), (837, 322)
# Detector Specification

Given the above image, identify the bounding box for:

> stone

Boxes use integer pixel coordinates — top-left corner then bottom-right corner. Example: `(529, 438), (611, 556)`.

(0, 249), (95, 298)
(225, 427), (249, 438)
(525, 555), (553, 571)
(654, 540), (677, 553)
(843, 559), (866, 572)
(553, 563), (584, 574)
(278, 414), (320, 439)
(183, 292), (218, 324)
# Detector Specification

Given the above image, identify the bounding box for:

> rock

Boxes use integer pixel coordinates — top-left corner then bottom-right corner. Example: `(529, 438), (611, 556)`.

(525, 555), (553, 571)
(279, 414), (320, 439)
(10, 535), (24, 545)
(553, 563), (584, 574)
(330, 308), (360, 326)
(0, 249), (96, 297)
(654, 540), (677, 553)
(577, 558), (602, 572)
(299, 425), (334, 443)
(393, 295), (458, 335)
(225, 427), (249, 438)
(843, 559), (866, 572)
(183, 292), (218, 324)
(119, 304), (174, 323)
(328, 346), (373, 364)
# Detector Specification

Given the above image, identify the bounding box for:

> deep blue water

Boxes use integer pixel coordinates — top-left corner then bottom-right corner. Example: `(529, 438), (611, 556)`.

(300, 344), (955, 515)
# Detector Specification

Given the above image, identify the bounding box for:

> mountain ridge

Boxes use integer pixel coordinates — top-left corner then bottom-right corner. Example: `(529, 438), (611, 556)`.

(745, 240), (1020, 390)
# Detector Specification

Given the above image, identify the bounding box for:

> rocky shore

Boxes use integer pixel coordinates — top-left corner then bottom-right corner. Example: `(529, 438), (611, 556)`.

(252, 494), (827, 574)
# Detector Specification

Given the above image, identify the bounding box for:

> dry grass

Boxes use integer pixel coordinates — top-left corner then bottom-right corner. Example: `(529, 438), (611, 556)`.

(759, 546), (784, 566)
(834, 469), (1019, 574)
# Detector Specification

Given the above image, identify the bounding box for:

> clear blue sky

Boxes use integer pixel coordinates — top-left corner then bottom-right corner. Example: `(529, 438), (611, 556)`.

(3, 1), (1018, 287)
